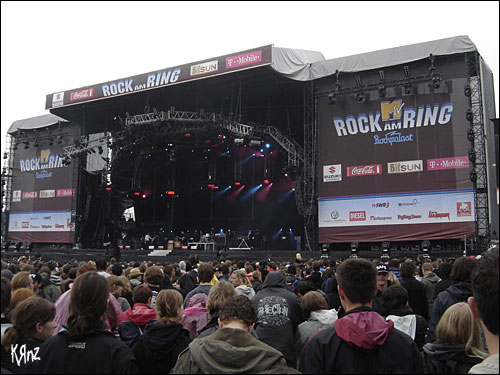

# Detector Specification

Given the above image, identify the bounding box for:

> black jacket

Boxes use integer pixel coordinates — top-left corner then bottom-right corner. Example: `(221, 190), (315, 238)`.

(427, 282), (473, 343)
(134, 321), (190, 374)
(37, 327), (137, 374)
(423, 340), (483, 374)
(299, 306), (424, 374)
(400, 277), (429, 319)
(251, 272), (304, 368)
(1, 336), (44, 374)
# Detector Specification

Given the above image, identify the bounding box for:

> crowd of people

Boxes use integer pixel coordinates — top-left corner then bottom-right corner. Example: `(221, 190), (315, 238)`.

(0, 246), (498, 374)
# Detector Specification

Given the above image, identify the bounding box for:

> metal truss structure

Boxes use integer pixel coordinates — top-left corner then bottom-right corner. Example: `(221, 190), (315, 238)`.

(465, 52), (491, 250)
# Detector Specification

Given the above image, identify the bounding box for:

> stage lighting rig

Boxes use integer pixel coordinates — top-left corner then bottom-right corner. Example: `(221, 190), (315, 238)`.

(429, 54), (441, 89)
(350, 242), (359, 258)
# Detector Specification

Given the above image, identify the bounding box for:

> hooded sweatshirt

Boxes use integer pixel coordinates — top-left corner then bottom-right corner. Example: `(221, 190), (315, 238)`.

(423, 340), (484, 374)
(251, 272), (304, 368)
(299, 306), (423, 374)
(295, 309), (338, 356)
(235, 284), (255, 299)
(422, 272), (441, 313)
(172, 327), (287, 374)
(134, 321), (190, 374)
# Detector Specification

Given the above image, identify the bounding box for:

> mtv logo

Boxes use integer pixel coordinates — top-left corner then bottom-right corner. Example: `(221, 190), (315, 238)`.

(381, 100), (404, 121)
(40, 149), (51, 163)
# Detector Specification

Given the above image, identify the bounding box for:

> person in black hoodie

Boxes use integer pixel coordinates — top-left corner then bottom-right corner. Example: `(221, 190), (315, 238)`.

(433, 261), (453, 299)
(427, 257), (476, 343)
(37, 272), (137, 373)
(1, 296), (55, 374)
(382, 285), (428, 350)
(423, 302), (486, 373)
(251, 271), (304, 368)
(134, 289), (190, 374)
(299, 258), (423, 374)
(400, 260), (429, 320)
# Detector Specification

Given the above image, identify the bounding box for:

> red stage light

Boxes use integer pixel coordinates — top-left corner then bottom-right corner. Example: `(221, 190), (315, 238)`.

(234, 182), (241, 186)
(167, 191), (175, 195)
(207, 184), (215, 188)
(133, 192), (141, 196)
(105, 187), (112, 191)
(185, 133), (191, 137)
(263, 179), (270, 184)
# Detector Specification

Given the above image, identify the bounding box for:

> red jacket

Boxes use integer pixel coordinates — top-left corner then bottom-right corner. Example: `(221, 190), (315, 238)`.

(118, 303), (157, 326)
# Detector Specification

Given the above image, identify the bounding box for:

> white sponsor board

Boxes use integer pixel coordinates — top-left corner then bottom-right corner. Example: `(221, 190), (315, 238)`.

(8, 211), (72, 232)
(319, 191), (475, 227)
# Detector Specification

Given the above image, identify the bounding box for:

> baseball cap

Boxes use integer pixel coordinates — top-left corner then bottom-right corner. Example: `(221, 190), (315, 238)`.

(376, 264), (389, 273)
(30, 273), (43, 283)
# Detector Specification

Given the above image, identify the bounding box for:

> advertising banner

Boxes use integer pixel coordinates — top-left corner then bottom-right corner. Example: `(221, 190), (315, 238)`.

(318, 78), (475, 242)
(45, 46), (272, 109)
(8, 139), (75, 243)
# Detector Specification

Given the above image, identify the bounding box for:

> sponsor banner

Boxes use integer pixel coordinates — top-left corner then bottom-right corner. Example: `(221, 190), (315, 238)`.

(8, 211), (72, 232)
(39, 189), (56, 198)
(23, 192), (38, 199)
(12, 190), (21, 202)
(427, 156), (469, 170)
(56, 188), (75, 197)
(347, 164), (382, 177)
(46, 46), (272, 109)
(318, 190), (475, 228)
(70, 88), (94, 102)
(190, 60), (218, 76)
(387, 160), (423, 174)
(323, 164), (342, 182)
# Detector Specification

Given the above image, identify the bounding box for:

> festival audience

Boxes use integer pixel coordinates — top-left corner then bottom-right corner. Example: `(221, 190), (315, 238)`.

(428, 257), (477, 343)
(183, 262), (213, 308)
(468, 246), (499, 374)
(421, 262), (441, 314)
(182, 292), (210, 340)
(107, 275), (131, 312)
(299, 258), (423, 373)
(173, 295), (287, 373)
(400, 260), (429, 320)
(230, 269), (255, 299)
(423, 302), (487, 373)
(135, 289), (190, 374)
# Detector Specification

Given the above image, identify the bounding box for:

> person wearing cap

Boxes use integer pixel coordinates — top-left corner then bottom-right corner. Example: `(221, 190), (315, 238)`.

(31, 273), (45, 299)
(372, 263), (392, 315)
(128, 268), (143, 289)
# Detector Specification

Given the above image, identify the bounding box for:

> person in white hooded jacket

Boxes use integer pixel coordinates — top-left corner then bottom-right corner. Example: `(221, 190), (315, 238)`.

(230, 270), (255, 300)
(295, 290), (338, 358)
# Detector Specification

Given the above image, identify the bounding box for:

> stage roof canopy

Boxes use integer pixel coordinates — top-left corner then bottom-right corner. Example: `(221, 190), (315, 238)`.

(7, 113), (68, 134)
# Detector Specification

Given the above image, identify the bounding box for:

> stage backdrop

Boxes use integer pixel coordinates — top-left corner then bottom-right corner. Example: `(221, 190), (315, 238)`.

(8, 138), (75, 243)
(318, 77), (475, 242)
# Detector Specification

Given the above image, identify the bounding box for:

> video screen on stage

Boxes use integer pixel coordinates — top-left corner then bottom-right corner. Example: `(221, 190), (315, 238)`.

(318, 77), (476, 243)
(8, 139), (75, 243)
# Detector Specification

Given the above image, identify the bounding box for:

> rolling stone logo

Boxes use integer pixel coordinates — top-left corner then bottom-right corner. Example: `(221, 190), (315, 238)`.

(70, 88), (94, 101)
(347, 164), (382, 177)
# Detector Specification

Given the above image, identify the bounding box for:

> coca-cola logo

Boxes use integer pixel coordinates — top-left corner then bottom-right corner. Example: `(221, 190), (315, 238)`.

(70, 88), (94, 101)
(347, 164), (382, 177)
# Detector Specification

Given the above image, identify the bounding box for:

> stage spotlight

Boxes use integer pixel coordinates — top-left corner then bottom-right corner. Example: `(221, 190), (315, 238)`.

(468, 150), (476, 163)
(422, 240), (430, 258)
(464, 86), (471, 97)
(234, 181), (241, 186)
(248, 139), (262, 148)
(381, 241), (390, 259)
(13, 143), (18, 151)
(431, 74), (441, 89)
(378, 84), (386, 98)
(24, 141), (30, 149)
(469, 169), (477, 182)
(403, 65), (411, 78)
(328, 92), (336, 105)
(34, 139), (40, 148)
(98, 146), (103, 154)
(167, 191), (175, 195)
(3, 153), (7, 160)
(356, 91), (365, 102)
(48, 137), (54, 146)
(467, 129), (474, 142)
(265, 143), (271, 148)
(404, 82), (413, 95)
(263, 179), (270, 184)
(234, 138), (245, 146)
(350, 242), (359, 258)
(466, 109), (473, 122)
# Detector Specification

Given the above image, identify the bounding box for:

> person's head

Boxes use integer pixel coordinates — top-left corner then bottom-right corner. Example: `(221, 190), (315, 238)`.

(128, 267), (143, 280)
(95, 257), (107, 271)
(21, 263), (34, 273)
(1, 296), (55, 353)
(77, 262), (97, 276)
(400, 260), (417, 279)
(436, 302), (486, 359)
(230, 270), (251, 288)
(336, 258), (377, 306)
(1, 277), (12, 315)
(67, 272), (109, 337)
(155, 289), (183, 324)
(376, 263), (389, 290)
(206, 280), (237, 314)
(10, 288), (35, 309)
(388, 258), (400, 269)
(197, 263), (214, 283)
(11, 271), (33, 292)
(111, 263), (123, 276)
(144, 266), (163, 286)
(450, 257), (477, 283)
(118, 276), (131, 294)
(251, 270), (262, 283)
(422, 262), (434, 275)
(382, 285), (409, 313)
(107, 275), (126, 296)
(468, 246), (498, 336)
(294, 280), (316, 299)
(218, 295), (256, 331)
(301, 291), (329, 320)
(438, 262), (452, 280)
(189, 254), (199, 267)
(30, 273), (43, 292)
(132, 283), (153, 305)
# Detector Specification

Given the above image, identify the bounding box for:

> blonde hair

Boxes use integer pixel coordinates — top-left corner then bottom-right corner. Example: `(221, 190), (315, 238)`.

(155, 289), (183, 324)
(206, 281), (237, 314)
(388, 272), (400, 286)
(11, 272), (32, 292)
(436, 302), (487, 359)
(231, 270), (252, 288)
(118, 276), (131, 294)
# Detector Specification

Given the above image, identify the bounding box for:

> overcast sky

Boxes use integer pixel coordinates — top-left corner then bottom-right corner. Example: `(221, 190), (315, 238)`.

(1, 1), (499, 157)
